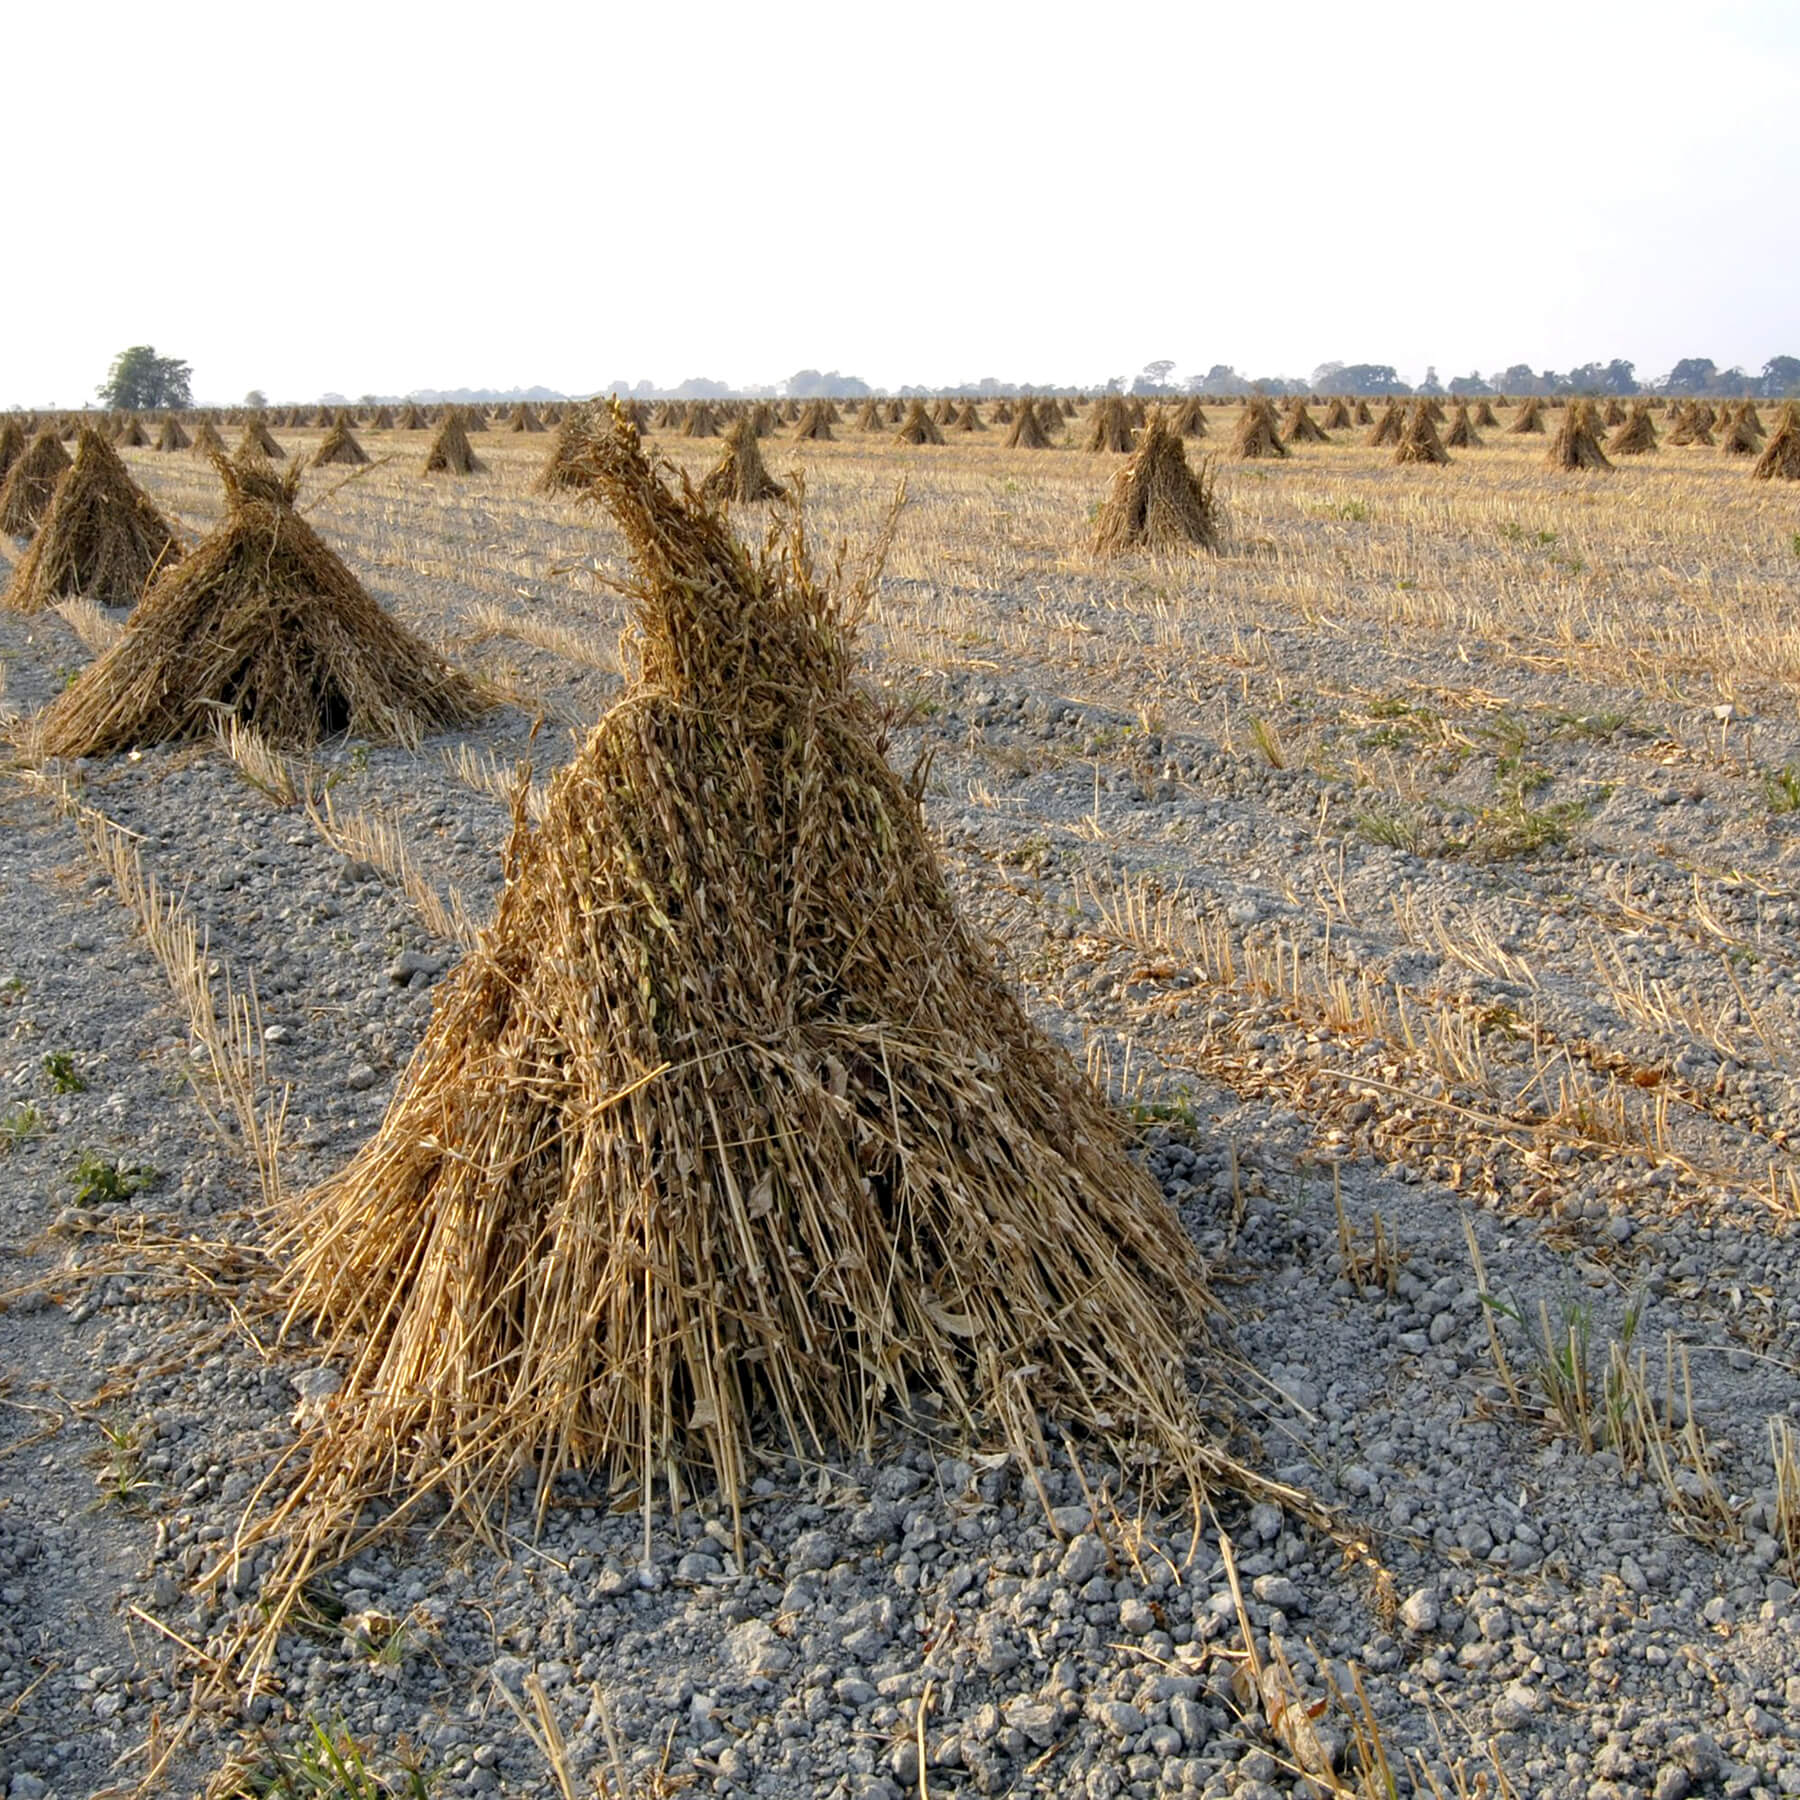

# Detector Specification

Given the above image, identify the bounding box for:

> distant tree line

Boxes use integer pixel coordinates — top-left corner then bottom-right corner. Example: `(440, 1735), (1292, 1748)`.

(1140, 357), (1800, 399)
(76, 344), (1800, 415)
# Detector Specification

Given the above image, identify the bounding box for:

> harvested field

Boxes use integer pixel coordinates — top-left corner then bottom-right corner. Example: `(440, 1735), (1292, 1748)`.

(2, 416), (1799, 1800)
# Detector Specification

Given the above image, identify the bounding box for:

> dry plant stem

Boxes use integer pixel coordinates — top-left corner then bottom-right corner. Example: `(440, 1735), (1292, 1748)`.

(14, 768), (288, 1208)
(1462, 1214), (1521, 1405)
(306, 788), (476, 943)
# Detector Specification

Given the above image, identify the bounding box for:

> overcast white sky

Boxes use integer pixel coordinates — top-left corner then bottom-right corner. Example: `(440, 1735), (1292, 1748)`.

(8, 0), (1798, 405)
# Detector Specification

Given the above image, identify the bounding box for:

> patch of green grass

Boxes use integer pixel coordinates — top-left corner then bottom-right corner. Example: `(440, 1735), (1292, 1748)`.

(71, 1151), (153, 1206)
(1475, 795), (1593, 859)
(1764, 765), (1800, 814)
(1248, 716), (1289, 768)
(89, 1415), (154, 1511)
(226, 1719), (431, 1799)
(1353, 805), (1432, 855)
(1552, 709), (1644, 742)
(1, 1102), (43, 1151)
(1128, 1091), (1203, 1131)
(42, 1050), (87, 1094)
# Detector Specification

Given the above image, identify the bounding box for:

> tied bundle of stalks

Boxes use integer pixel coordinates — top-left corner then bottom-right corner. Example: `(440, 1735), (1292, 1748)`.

(312, 420), (371, 468)
(951, 401), (985, 432)
(155, 415), (190, 452)
(1280, 402), (1327, 445)
(1473, 400), (1500, 428)
(854, 398), (885, 432)
(930, 397), (956, 425)
(1005, 398), (1051, 449)
(1607, 404), (1658, 455)
(1084, 397), (1134, 453)
(1505, 397), (1545, 434)
(885, 399), (904, 424)
(747, 403), (776, 437)
(248, 409), (1215, 1668)
(1545, 402), (1613, 472)
(792, 401), (835, 441)
(368, 405), (395, 430)
(463, 407), (488, 433)
(820, 399), (842, 425)
(56, 417), (79, 440)
(114, 416), (149, 448)
(1353, 399), (1373, 425)
(990, 399), (1014, 424)
(311, 406), (334, 429)
(1602, 398), (1627, 427)
(509, 403), (545, 434)
(397, 404), (427, 430)
(1422, 397), (1446, 422)
(423, 413), (482, 475)
(190, 419), (227, 460)
(1321, 397), (1351, 430)
(1741, 403), (1766, 438)
(681, 402), (720, 439)
(37, 455), (483, 756)
(1232, 399), (1287, 459)
(1091, 415), (1222, 554)
(1444, 403), (1481, 448)
(894, 400), (946, 445)
(1753, 405), (1800, 481)
(1718, 410), (1761, 456)
(0, 418), (24, 484)
(699, 417), (786, 505)
(0, 429), (73, 535)
(534, 408), (599, 493)
(1667, 404), (1713, 447)
(2, 428), (183, 614)
(1394, 400), (1450, 465)
(1364, 401), (1404, 447)
(237, 418), (285, 460)
(1168, 396), (1209, 438)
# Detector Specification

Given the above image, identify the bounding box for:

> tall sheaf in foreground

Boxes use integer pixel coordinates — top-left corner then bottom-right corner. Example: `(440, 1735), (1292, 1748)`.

(260, 407), (1211, 1626)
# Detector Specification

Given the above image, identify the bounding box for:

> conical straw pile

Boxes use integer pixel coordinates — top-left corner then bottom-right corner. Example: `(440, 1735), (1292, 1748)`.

(3, 427), (183, 613)
(0, 429), (74, 535)
(1545, 402), (1613, 472)
(37, 456), (483, 755)
(247, 408), (1214, 1664)
(1092, 415), (1222, 554)
(894, 400), (945, 445)
(699, 417), (787, 505)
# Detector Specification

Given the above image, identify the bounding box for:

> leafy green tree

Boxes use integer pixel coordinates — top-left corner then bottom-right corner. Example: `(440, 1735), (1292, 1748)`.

(96, 345), (193, 410)
(1662, 357), (1717, 394)
(1760, 356), (1800, 398)
(1335, 363), (1408, 395)
(1565, 359), (1638, 395)
(245, 388), (268, 409)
